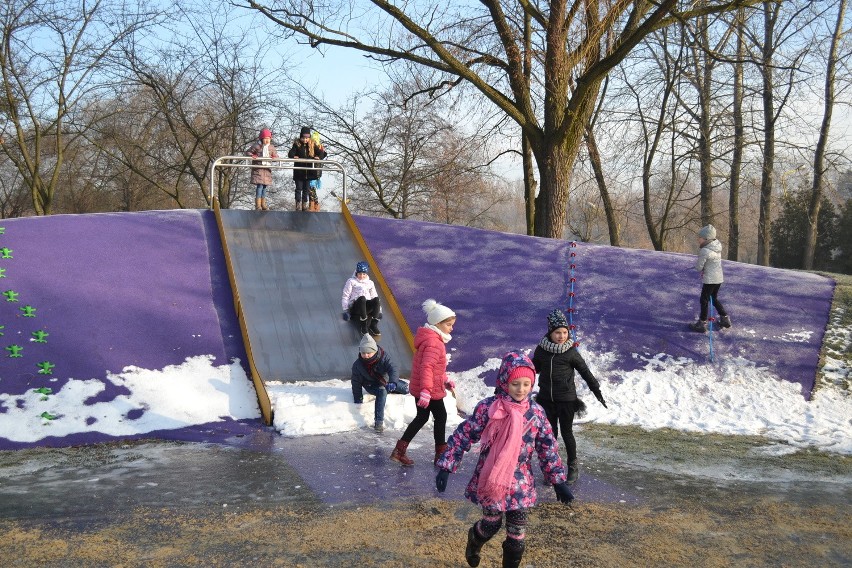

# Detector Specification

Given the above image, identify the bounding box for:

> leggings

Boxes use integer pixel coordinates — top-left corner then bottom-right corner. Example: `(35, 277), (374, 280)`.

(475, 508), (528, 548)
(401, 398), (447, 445)
(538, 399), (577, 463)
(699, 283), (727, 321)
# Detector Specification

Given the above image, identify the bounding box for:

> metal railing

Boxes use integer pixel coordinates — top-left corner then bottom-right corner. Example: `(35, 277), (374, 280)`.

(208, 156), (347, 206)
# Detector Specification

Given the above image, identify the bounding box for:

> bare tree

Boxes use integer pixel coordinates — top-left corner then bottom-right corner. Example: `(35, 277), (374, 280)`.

(243, 0), (762, 239)
(88, 5), (289, 209)
(0, 0), (155, 215)
(803, 0), (847, 270)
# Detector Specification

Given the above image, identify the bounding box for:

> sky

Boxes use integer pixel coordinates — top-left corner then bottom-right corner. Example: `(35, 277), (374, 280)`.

(3, 320), (848, 455)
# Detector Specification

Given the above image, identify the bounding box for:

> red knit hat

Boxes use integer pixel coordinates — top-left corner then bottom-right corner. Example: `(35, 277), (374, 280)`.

(508, 365), (535, 383)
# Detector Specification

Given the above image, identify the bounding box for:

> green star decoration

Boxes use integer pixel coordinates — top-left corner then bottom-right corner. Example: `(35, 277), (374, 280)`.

(0, 324), (4, 336)
(33, 387), (53, 395)
(37, 361), (55, 375)
(31, 329), (48, 343)
(0, 247), (12, 259)
(40, 411), (57, 421)
(0, 227), (5, 234)
(5, 344), (23, 357)
(19, 305), (36, 317)
(0, 267), (6, 277)
(3, 289), (18, 302)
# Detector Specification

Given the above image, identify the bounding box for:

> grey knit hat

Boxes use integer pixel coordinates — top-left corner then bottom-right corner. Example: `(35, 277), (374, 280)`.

(359, 333), (378, 354)
(546, 309), (570, 334)
(698, 224), (717, 240)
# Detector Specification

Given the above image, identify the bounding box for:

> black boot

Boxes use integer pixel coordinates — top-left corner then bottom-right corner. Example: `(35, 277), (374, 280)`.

(358, 317), (368, 334)
(465, 525), (488, 567)
(502, 539), (525, 568)
(368, 318), (381, 336)
(567, 460), (579, 484)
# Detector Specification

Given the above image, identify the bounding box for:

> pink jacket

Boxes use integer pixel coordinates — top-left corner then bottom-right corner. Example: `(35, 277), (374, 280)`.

(408, 326), (448, 401)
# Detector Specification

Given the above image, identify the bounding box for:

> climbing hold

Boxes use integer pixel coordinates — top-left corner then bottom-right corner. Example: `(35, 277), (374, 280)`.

(3, 289), (18, 302)
(19, 305), (36, 317)
(31, 329), (49, 343)
(5, 344), (23, 357)
(40, 411), (57, 421)
(37, 361), (55, 375)
(0, 247), (12, 259)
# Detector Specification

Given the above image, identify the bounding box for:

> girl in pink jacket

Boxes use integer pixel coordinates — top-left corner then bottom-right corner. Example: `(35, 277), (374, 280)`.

(390, 299), (457, 466)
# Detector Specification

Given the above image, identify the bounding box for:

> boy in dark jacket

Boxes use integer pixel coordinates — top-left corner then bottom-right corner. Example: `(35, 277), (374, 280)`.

(531, 309), (607, 484)
(351, 334), (409, 432)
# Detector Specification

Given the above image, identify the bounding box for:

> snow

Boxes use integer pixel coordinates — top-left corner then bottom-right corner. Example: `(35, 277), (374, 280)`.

(266, 340), (852, 455)
(0, 356), (258, 443)
(2, 335), (849, 456)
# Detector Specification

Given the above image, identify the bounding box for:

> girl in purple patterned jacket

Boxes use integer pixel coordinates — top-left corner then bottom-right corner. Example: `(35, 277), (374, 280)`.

(435, 351), (574, 568)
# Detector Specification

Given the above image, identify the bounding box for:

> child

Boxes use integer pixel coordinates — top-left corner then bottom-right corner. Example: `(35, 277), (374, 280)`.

(287, 126), (327, 211)
(246, 128), (278, 211)
(435, 351), (574, 568)
(689, 224), (732, 332)
(351, 333), (410, 433)
(390, 299), (456, 466)
(531, 309), (607, 484)
(341, 261), (382, 335)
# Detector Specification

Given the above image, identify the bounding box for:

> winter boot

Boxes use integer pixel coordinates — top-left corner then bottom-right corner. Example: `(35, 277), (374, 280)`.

(294, 200), (302, 211)
(688, 320), (707, 332)
(434, 443), (448, 465)
(720, 315), (732, 328)
(368, 318), (381, 336)
(374, 420), (384, 433)
(501, 539), (525, 568)
(261, 198), (270, 211)
(390, 439), (414, 466)
(465, 525), (489, 567)
(567, 460), (580, 484)
(359, 317), (369, 335)
(255, 198), (263, 210)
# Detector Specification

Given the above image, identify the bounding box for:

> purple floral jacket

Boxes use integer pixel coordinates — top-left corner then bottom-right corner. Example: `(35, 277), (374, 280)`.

(436, 352), (566, 511)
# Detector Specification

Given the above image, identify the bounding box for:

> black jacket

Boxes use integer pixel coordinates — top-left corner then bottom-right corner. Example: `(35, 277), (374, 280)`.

(287, 139), (327, 181)
(532, 344), (600, 403)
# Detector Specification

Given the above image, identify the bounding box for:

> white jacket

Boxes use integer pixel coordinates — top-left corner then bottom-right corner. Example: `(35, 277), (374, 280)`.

(341, 273), (378, 310)
(695, 239), (724, 284)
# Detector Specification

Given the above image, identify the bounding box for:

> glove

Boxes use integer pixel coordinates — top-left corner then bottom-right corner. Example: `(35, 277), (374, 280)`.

(444, 379), (456, 390)
(435, 470), (449, 492)
(417, 389), (432, 408)
(386, 382), (397, 393)
(593, 390), (608, 408)
(342, 311), (350, 321)
(554, 482), (574, 504)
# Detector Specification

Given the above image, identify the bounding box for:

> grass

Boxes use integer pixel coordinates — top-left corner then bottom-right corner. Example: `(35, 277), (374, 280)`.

(815, 271), (852, 393)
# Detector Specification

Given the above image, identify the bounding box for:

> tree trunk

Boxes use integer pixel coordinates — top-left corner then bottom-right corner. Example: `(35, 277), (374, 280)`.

(728, 8), (745, 261)
(696, 14), (715, 226)
(803, 0), (844, 270)
(584, 127), (621, 246)
(757, 4), (777, 266)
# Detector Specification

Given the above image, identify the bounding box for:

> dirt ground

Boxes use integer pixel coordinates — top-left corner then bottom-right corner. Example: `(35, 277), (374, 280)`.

(1, 424), (850, 567)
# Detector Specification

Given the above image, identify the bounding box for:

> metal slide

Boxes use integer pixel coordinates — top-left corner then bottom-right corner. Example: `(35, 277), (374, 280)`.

(217, 209), (413, 382)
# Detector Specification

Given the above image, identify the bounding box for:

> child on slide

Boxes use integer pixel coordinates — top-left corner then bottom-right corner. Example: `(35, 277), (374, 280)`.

(342, 261), (382, 336)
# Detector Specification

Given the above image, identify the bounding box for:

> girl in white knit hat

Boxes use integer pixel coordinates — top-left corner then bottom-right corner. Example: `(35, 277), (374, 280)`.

(689, 224), (732, 332)
(390, 299), (457, 466)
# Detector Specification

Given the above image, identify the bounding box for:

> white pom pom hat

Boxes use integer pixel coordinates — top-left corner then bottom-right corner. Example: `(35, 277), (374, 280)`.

(422, 298), (456, 325)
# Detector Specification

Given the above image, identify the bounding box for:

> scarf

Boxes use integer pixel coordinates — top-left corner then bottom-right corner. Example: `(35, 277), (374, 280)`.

(425, 323), (452, 343)
(538, 335), (571, 354)
(476, 394), (530, 507)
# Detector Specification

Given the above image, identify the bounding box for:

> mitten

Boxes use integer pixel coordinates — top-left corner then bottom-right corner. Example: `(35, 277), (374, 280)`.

(417, 390), (432, 408)
(435, 469), (450, 492)
(554, 482), (574, 504)
(593, 390), (608, 408)
(342, 311), (350, 321)
(386, 382), (397, 393)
